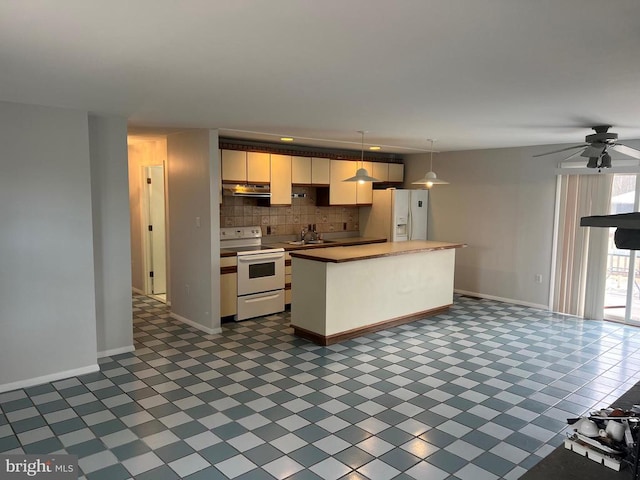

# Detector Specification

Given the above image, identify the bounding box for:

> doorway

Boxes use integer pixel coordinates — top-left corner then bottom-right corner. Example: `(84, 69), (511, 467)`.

(143, 164), (167, 302)
(604, 174), (640, 324)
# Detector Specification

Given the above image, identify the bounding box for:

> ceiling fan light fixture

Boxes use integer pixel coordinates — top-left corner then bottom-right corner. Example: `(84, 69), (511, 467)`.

(586, 157), (599, 168)
(343, 130), (380, 183)
(411, 139), (448, 189)
(600, 152), (612, 168)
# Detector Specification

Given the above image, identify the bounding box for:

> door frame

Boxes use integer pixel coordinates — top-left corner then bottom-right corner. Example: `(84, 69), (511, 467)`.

(140, 163), (168, 297)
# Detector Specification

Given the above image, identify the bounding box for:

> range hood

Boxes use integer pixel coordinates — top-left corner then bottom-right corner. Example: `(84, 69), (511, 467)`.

(222, 184), (271, 198)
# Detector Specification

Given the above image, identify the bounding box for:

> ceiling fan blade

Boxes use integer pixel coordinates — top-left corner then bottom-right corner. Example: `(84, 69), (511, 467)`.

(532, 144), (588, 157)
(611, 144), (640, 160)
(561, 149), (587, 161)
(580, 144), (606, 158)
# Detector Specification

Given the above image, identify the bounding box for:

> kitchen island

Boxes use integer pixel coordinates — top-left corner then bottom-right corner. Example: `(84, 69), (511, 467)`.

(290, 240), (466, 345)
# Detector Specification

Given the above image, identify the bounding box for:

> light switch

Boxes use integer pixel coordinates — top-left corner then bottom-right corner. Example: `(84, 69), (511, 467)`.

(195, 217), (201, 227)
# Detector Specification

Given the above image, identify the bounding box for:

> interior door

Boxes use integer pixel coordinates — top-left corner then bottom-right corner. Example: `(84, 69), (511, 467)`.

(145, 165), (167, 295)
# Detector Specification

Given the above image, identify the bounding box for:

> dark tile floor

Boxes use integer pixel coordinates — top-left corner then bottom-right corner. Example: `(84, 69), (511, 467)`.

(2, 295), (640, 479)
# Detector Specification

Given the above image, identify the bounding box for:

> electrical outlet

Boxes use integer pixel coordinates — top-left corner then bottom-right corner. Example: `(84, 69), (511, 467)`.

(185, 284), (190, 296)
(534, 274), (542, 284)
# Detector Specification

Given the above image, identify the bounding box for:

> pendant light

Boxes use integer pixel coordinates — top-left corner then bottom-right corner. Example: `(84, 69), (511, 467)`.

(343, 130), (380, 183)
(412, 139), (449, 188)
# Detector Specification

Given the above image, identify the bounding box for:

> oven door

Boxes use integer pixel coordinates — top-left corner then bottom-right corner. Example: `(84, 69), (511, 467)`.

(237, 250), (285, 296)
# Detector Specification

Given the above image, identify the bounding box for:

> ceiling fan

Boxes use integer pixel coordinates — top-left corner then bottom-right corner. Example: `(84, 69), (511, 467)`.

(533, 125), (640, 169)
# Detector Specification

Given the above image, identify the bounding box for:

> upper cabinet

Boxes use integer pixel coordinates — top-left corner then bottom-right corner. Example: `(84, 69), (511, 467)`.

(221, 150), (271, 184)
(328, 160), (357, 205)
(388, 163), (404, 183)
(311, 157), (330, 185)
(291, 156), (311, 184)
(372, 163), (389, 183)
(356, 161), (373, 205)
(221, 150), (247, 182)
(291, 156), (330, 185)
(221, 147), (404, 205)
(247, 152), (270, 184)
(270, 154), (292, 205)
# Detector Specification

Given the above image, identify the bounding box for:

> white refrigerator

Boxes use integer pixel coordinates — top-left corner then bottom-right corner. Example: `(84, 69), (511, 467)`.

(360, 188), (429, 241)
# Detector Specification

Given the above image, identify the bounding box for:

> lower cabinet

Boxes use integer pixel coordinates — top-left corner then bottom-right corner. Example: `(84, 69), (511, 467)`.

(220, 256), (237, 317)
(285, 253), (292, 305)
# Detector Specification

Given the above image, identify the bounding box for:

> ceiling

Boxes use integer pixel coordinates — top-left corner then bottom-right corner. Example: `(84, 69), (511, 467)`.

(2, 0), (640, 154)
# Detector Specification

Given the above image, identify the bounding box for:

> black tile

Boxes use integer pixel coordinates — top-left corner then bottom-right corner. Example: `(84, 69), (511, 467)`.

(50, 417), (86, 435)
(0, 436), (20, 453)
(67, 439), (107, 457)
(111, 439), (152, 460)
(11, 415), (47, 434)
(89, 419), (127, 437)
(86, 462), (131, 480)
(134, 465), (180, 480)
(36, 399), (70, 415)
(333, 446), (374, 469)
(22, 437), (63, 454)
(154, 440), (195, 463)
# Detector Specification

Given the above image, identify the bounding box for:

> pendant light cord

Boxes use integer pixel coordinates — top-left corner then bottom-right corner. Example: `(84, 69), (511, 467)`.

(359, 130), (365, 169)
(429, 139), (434, 171)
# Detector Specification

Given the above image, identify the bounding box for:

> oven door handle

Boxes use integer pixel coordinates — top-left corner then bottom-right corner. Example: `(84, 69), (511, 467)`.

(244, 292), (281, 302)
(237, 254), (284, 263)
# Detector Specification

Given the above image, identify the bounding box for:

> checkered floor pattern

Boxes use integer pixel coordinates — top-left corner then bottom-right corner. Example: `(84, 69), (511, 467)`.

(2, 295), (640, 479)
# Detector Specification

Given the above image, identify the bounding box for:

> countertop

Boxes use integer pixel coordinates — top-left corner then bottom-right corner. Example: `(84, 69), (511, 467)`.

(289, 240), (466, 263)
(220, 236), (386, 257)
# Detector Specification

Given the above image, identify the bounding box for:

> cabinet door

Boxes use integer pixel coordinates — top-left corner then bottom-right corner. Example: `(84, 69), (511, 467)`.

(221, 150), (247, 183)
(329, 160), (357, 205)
(356, 161), (373, 205)
(311, 157), (330, 185)
(270, 154), (292, 205)
(247, 152), (270, 183)
(291, 156), (312, 184)
(220, 273), (237, 317)
(372, 162), (389, 182)
(388, 163), (404, 183)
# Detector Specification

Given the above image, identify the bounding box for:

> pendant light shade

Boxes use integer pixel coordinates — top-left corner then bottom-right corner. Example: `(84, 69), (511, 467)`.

(412, 139), (448, 189)
(343, 130), (380, 183)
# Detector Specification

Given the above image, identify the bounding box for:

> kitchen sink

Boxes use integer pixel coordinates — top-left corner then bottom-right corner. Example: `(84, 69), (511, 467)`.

(287, 239), (336, 246)
(305, 239), (335, 244)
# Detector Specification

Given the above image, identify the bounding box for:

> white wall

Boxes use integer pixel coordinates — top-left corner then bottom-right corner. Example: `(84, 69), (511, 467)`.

(0, 102), (99, 391)
(89, 115), (134, 357)
(167, 130), (221, 333)
(404, 144), (561, 309)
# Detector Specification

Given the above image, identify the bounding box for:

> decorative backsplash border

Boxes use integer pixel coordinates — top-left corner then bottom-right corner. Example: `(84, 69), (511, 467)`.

(220, 187), (360, 236)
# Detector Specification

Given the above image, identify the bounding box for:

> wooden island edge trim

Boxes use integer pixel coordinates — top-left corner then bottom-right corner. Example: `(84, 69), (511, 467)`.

(290, 243), (466, 263)
(292, 305), (451, 346)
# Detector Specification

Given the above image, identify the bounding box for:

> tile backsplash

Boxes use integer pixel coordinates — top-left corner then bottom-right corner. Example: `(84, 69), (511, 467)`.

(220, 187), (360, 236)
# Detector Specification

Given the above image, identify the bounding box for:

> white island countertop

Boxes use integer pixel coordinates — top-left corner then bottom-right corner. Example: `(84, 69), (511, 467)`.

(289, 240), (466, 263)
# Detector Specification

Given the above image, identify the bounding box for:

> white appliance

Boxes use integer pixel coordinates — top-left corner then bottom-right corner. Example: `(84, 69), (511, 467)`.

(220, 226), (285, 321)
(360, 188), (429, 241)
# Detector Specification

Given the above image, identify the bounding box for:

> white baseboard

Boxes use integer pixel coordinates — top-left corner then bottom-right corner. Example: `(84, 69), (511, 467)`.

(97, 345), (135, 358)
(454, 289), (550, 311)
(0, 364), (100, 394)
(170, 312), (222, 335)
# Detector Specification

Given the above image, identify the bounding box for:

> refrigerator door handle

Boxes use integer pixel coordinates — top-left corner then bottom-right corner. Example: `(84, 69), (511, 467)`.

(407, 197), (413, 240)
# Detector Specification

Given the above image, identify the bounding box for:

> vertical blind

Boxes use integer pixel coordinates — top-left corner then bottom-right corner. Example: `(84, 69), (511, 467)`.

(553, 174), (612, 318)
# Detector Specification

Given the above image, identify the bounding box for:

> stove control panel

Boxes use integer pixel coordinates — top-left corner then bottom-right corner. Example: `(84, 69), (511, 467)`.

(220, 226), (262, 241)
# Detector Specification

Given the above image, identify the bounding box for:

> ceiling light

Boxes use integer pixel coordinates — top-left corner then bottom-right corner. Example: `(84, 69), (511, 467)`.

(343, 131), (380, 184)
(599, 152), (612, 168)
(280, 137), (294, 142)
(369, 146), (381, 151)
(412, 139), (449, 189)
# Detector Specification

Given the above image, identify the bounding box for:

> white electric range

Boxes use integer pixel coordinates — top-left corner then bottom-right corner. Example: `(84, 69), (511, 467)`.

(220, 226), (285, 321)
